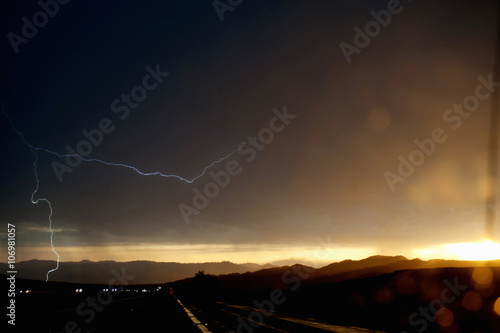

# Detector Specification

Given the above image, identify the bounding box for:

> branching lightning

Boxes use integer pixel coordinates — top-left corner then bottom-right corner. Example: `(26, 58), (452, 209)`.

(2, 105), (60, 281)
(2, 103), (239, 280)
(31, 144), (240, 183)
(31, 152), (60, 282)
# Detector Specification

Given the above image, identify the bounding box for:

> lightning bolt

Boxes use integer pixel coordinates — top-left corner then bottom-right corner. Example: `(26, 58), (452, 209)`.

(31, 152), (60, 282)
(30, 145), (239, 183)
(2, 105), (60, 281)
(2, 103), (239, 280)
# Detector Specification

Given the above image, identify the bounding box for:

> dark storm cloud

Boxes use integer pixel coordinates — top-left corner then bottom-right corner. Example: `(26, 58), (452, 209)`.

(1, 0), (498, 260)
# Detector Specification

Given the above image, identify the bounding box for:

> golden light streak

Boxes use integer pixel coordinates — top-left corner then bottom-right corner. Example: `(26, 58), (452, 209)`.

(412, 240), (500, 261)
(18, 243), (378, 267)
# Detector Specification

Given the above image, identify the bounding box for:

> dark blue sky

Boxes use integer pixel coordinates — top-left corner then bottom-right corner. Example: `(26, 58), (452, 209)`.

(1, 0), (499, 265)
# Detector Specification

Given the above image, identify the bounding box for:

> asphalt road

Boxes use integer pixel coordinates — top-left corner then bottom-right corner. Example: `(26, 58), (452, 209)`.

(13, 290), (384, 332)
(179, 298), (385, 333)
(16, 292), (201, 332)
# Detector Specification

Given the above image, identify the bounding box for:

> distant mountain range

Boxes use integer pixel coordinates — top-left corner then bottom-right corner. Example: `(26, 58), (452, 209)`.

(6, 255), (500, 285)
(5, 260), (273, 284)
(173, 255), (500, 291)
(168, 256), (500, 331)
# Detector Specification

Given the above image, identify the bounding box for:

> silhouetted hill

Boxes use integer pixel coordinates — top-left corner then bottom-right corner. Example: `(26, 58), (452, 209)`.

(171, 255), (500, 293)
(8, 256), (500, 286)
(220, 263), (316, 291)
(313, 255), (408, 277)
(307, 256), (419, 285)
(2, 260), (273, 284)
(172, 262), (500, 332)
(308, 256), (500, 286)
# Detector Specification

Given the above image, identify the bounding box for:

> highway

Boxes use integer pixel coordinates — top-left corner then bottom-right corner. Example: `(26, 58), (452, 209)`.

(17, 292), (200, 332)
(178, 298), (386, 333)
(15, 290), (385, 332)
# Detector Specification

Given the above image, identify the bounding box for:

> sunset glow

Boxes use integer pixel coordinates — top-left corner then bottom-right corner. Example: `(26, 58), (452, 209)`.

(17, 243), (380, 267)
(413, 240), (500, 261)
(3, 1), (500, 331)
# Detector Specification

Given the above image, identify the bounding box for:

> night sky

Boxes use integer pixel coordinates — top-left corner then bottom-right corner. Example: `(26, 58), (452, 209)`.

(1, 0), (499, 266)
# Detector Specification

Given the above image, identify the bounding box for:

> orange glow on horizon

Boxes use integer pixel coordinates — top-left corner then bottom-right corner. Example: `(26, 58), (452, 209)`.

(17, 243), (379, 267)
(412, 240), (500, 261)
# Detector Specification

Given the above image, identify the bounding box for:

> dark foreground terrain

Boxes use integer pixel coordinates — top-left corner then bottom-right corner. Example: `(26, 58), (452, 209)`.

(4, 265), (500, 332)
(173, 266), (500, 333)
(9, 286), (199, 332)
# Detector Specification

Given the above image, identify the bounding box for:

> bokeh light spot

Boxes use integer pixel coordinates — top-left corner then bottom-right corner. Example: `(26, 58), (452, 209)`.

(397, 275), (416, 295)
(494, 297), (500, 316)
(462, 291), (483, 311)
(472, 267), (494, 288)
(434, 307), (454, 327)
(375, 286), (393, 305)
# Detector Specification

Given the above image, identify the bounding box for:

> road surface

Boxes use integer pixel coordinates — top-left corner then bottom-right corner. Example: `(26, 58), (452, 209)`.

(15, 290), (386, 332)
(180, 298), (386, 333)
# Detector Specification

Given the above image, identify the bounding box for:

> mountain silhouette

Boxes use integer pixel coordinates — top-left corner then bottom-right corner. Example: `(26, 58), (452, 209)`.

(8, 255), (500, 285)
(5, 260), (273, 284)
